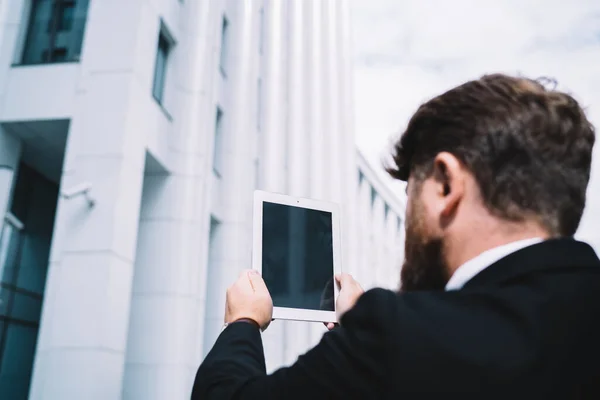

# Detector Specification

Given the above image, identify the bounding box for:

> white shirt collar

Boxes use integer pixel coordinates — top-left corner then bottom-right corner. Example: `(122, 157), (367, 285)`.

(445, 237), (544, 291)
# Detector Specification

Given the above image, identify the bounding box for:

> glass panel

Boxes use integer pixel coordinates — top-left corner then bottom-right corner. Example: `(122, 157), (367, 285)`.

(371, 186), (377, 206)
(0, 223), (21, 286)
(10, 293), (42, 323)
(0, 287), (10, 316)
(57, 2), (75, 31)
(14, 233), (48, 295)
(213, 108), (224, 175)
(152, 34), (169, 103)
(219, 17), (229, 73)
(257, 78), (262, 130)
(0, 323), (38, 400)
(258, 7), (264, 54)
(13, 168), (57, 295)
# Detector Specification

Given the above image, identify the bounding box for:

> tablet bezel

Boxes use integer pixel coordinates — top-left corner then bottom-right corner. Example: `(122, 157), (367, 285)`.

(252, 190), (341, 323)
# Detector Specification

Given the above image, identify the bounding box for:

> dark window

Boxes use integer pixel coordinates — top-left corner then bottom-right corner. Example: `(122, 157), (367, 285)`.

(257, 78), (262, 130)
(56, 1), (75, 31)
(21, 0), (89, 65)
(371, 186), (377, 207)
(0, 164), (59, 399)
(152, 31), (171, 104)
(219, 16), (229, 76)
(213, 108), (224, 176)
(258, 7), (265, 54)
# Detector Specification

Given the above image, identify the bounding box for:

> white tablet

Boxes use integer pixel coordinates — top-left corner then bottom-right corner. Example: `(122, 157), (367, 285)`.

(252, 190), (341, 323)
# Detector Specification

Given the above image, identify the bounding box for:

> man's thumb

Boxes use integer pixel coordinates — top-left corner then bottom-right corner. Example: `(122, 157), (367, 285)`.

(248, 271), (268, 292)
(335, 273), (354, 288)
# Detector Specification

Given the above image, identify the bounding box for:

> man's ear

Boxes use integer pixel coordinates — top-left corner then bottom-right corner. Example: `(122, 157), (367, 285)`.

(432, 152), (465, 218)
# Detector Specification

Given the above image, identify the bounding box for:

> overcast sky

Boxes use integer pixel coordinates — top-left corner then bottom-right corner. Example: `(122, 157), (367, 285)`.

(350, 0), (600, 251)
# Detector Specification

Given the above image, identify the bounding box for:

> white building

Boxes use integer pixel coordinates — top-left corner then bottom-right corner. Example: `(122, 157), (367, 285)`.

(0, 0), (404, 399)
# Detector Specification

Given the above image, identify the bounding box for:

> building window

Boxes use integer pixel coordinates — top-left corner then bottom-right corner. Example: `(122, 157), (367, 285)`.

(219, 16), (229, 76)
(254, 159), (260, 190)
(0, 165), (58, 400)
(20, 0), (90, 65)
(258, 7), (265, 54)
(370, 186), (377, 207)
(257, 78), (262, 130)
(152, 28), (172, 105)
(213, 107), (224, 176)
(384, 203), (390, 220)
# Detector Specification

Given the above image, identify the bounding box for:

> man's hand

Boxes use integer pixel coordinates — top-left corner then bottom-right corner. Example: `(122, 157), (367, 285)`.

(325, 273), (364, 330)
(225, 269), (273, 331)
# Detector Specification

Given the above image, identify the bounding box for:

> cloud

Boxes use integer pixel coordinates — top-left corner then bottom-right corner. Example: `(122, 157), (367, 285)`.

(351, 0), (600, 250)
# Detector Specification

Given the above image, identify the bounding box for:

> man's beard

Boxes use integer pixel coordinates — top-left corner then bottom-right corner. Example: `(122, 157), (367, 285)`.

(400, 199), (450, 292)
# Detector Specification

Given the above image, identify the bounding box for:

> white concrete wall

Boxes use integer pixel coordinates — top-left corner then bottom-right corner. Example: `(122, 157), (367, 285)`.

(121, 1), (217, 399)
(0, 0), (407, 398)
(355, 151), (406, 292)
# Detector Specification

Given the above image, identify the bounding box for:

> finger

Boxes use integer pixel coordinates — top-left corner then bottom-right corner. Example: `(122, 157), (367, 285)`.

(334, 274), (342, 284)
(239, 269), (255, 279)
(336, 273), (355, 288)
(326, 322), (335, 330)
(247, 271), (269, 293)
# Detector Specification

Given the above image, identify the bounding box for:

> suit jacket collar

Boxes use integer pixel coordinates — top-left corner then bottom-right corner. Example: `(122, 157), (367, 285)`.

(462, 238), (600, 289)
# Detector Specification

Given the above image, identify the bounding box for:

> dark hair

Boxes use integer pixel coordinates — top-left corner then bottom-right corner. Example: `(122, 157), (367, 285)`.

(387, 74), (595, 236)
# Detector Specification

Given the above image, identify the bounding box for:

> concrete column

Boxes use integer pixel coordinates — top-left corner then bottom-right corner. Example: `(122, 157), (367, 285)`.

(308, 0), (348, 345)
(324, 1), (342, 205)
(384, 211), (395, 290)
(396, 216), (406, 290)
(0, 0), (27, 94)
(202, 0), (257, 360)
(337, 0), (359, 279)
(358, 179), (373, 289)
(0, 129), (21, 220)
(373, 198), (385, 286)
(303, 0), (327, 348)
(308, 1), (325, 201)
(121, 1), (214, 399)
(282, 0), (312, 365)
(260, 0), (286, 194)
(29, 2), (148, 399)
(259, 0), (288, 371)
(317, 1), (332, 203)
(286, 0), (308, 199)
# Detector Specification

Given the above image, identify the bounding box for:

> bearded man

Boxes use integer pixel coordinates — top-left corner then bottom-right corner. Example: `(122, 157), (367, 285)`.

(192, 74), (600, 399)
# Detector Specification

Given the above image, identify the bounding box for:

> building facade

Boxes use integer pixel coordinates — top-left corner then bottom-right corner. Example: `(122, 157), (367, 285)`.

(0, 0), (404, 399)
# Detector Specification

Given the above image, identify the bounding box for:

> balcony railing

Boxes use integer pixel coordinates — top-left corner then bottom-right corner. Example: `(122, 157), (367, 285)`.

(18, 16), (87, 66)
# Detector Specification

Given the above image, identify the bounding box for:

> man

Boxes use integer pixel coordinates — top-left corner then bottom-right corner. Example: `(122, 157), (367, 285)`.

(191, 74), (600, 399)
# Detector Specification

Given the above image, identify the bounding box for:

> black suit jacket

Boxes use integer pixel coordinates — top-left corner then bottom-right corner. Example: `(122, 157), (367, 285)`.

(192, 239), (600, 399)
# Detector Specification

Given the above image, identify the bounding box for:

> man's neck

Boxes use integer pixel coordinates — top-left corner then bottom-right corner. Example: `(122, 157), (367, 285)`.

(445, 220), (550, 278)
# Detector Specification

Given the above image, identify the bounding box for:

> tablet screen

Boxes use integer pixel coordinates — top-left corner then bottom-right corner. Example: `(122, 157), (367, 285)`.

(261, 201), (335, 311)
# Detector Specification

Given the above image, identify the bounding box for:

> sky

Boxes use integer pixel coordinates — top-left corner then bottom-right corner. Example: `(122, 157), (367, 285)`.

(350, 0), (600, 251)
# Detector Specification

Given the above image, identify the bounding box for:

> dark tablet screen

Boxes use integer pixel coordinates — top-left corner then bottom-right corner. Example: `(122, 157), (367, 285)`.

(261, 201), (335, 311)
